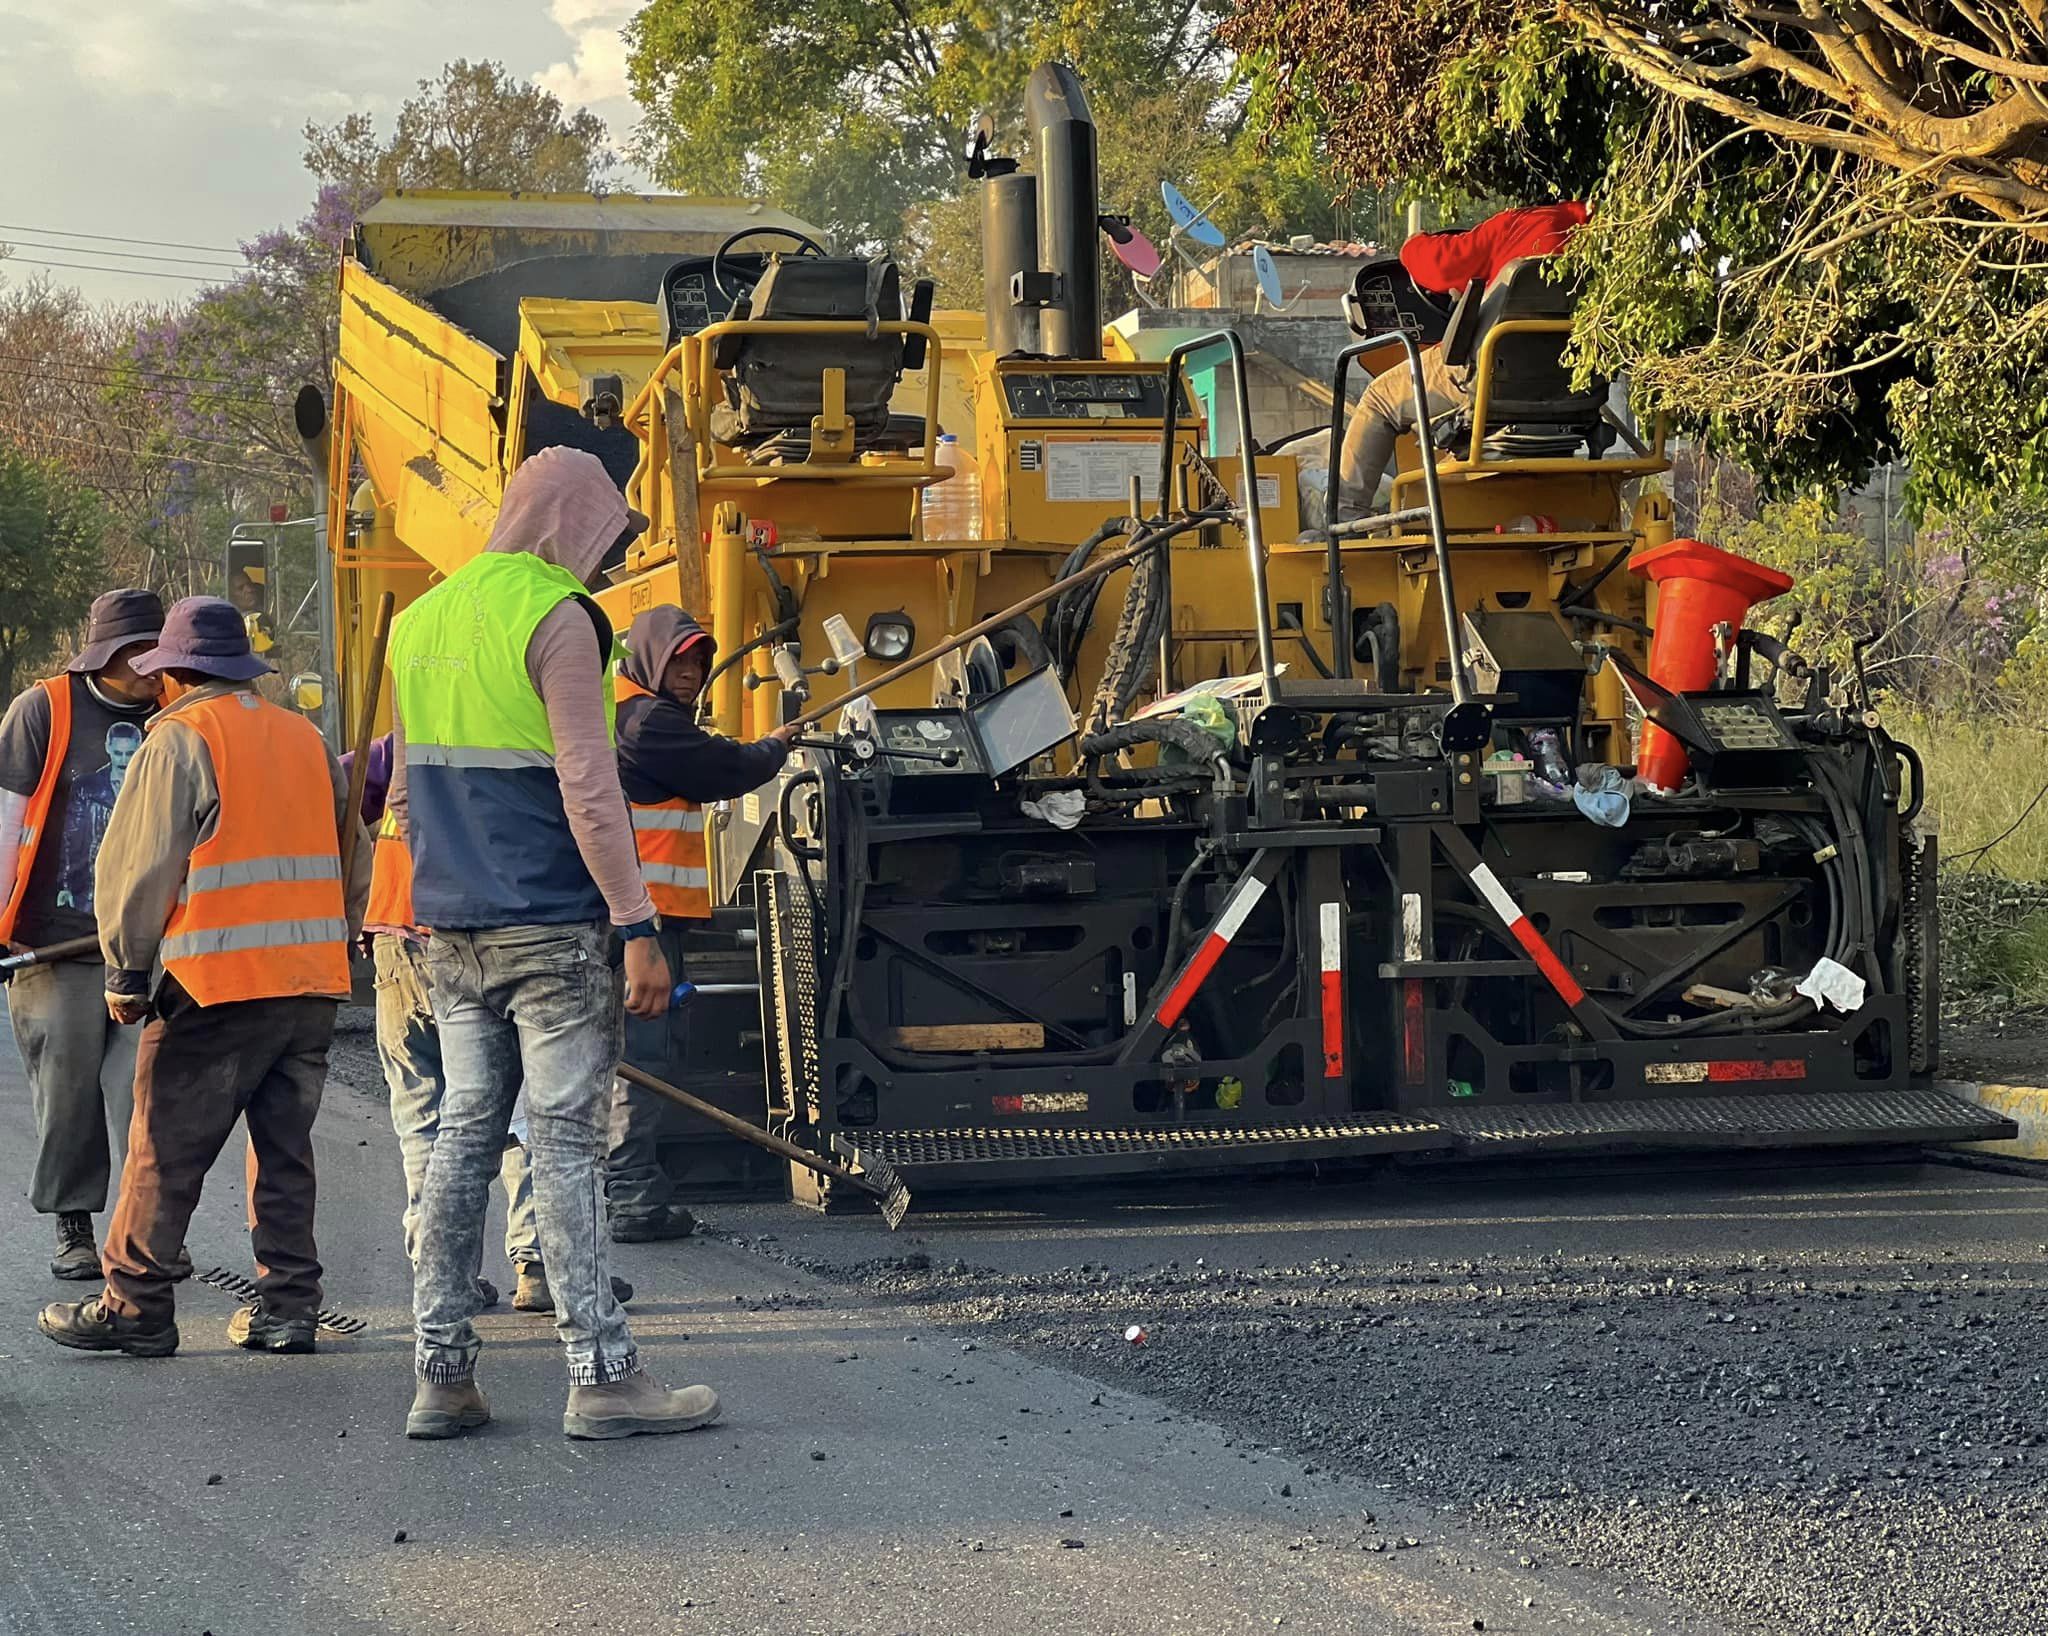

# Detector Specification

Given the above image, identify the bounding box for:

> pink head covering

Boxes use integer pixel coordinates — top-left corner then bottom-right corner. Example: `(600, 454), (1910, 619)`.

(485, 447), (636, 587)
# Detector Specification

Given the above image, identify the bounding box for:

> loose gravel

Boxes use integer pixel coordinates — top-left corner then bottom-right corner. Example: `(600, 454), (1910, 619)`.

(734, 1225), (2048, 1635)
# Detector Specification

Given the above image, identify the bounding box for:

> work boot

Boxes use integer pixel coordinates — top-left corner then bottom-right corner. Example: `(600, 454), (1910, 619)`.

(563, 1371), (720, 1441)
(474, 1276), (500, 1309)
(37, 1296), (177, 1358)
(513, 1264), (633, 1312)
(405, 1378), (491, 1440)
(227, 1305), (317, 1355)
(610, 1205), (697, 1244)
(51, 1212), (99, 1280)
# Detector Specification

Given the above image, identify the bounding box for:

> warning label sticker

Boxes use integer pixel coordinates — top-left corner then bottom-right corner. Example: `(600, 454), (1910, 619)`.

(1043, 441), (1161, 503)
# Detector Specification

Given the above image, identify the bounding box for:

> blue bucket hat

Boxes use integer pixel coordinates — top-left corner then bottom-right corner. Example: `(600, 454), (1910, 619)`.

(128, 596), (275, 682)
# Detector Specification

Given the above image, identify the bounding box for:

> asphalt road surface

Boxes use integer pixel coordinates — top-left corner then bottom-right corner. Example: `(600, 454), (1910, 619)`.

(3, 1006), (1710, 1636)
(715, 1153), (2048, 1636)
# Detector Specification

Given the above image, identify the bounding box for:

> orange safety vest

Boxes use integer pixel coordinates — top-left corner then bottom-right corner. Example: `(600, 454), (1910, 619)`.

(614, 674), (711, 921)
(364, 813), (418, 933)
(156, 690), (351, 1005)
(0, 676), (70, 944)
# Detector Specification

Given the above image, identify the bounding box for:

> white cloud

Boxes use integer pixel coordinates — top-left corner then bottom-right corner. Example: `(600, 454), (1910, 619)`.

(537, 0), (636, 111)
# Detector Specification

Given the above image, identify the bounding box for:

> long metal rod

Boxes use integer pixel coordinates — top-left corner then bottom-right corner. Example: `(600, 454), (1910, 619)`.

(1158, 330), (1277, 703)
(0, 934), (101, 974)
(615, 1063), (885, 1198)
(784, 511), (1214, 731)
(343, 592), (396, 832)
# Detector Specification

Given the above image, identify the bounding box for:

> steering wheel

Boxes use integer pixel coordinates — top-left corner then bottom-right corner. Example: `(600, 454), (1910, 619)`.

(710, 227), (829, 304)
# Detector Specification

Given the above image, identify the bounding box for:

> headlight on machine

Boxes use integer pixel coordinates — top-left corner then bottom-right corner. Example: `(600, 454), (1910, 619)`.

(864, 612), (915, 661)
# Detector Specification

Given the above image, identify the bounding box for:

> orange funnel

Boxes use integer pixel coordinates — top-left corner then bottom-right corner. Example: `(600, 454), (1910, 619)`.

(1630, 538), (1793, 790)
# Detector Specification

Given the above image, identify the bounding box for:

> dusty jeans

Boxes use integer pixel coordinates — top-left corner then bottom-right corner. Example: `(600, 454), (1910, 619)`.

(413, 922), (636, 1385)
(606, 921), (689, 1222)
(373, 934), (537, 1268)
(6, 956), (138, 1214)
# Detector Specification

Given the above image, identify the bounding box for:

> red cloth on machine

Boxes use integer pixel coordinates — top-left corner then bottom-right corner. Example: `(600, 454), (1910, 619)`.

(1400, 203), (1589, 295)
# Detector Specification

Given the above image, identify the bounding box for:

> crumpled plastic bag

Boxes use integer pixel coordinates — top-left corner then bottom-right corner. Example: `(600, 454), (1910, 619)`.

(1796, 956), (1867, 1013)
(1161, 693), (1236, 764)
(1020, 789), (1087, 830)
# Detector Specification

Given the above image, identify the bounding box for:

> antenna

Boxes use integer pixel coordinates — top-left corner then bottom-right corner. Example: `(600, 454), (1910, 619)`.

(1249, 242), (1310, 313)
(1252, 244), (1284, 310)
(1100, 214), (1162, 278)
(1160, 180), (1226, 248)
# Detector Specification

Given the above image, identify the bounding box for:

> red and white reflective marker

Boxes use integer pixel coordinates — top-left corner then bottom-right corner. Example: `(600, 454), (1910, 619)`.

(1318, 900), (1343, 1079)
(1468, 862), (1587, 1009)
(1155, 871), (1272, 1027)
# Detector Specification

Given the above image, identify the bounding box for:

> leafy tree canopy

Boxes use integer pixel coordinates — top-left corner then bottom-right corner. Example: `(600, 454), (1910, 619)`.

(1224, 0), (2048, 508)
(0, 446), (105, 699)
(626, 0), (1354, 300)
(304, 59), (616, 198)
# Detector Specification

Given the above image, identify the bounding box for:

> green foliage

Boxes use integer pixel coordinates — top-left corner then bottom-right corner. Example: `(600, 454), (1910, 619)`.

(0, 445), (105, 700)
(1224, 0), (2048, 507)
(627, 0), (1348, 281)
(304, 60), (616, 198)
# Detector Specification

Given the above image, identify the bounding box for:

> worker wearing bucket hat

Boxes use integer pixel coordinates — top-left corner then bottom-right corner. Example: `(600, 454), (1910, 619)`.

(0, 588), (166, 1283)
(36, 597), (370, 1360)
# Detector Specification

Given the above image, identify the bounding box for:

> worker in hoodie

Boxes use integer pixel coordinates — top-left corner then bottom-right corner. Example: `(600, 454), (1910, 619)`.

(387, 448), (712, 1444)
(608, 605), (796, 1241)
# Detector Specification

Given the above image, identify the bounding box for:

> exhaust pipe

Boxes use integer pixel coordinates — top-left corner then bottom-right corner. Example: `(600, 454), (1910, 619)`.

(983, 170), (1041, 357)
(1026, 63), (1101, 361)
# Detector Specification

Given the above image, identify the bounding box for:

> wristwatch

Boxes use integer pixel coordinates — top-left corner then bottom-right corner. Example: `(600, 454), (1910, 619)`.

(618, 917), (661, 941)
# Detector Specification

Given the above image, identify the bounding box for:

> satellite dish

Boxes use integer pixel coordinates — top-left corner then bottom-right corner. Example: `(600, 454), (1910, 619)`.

(1107, 222), (1162, 277)
(1252, 244), (1284, 309)
(1161, 180), (1225, 248)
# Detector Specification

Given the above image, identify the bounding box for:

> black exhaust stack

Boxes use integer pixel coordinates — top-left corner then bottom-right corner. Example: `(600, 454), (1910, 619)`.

(983, 171), (1040, 357)
(1025, 63), (1101, 361)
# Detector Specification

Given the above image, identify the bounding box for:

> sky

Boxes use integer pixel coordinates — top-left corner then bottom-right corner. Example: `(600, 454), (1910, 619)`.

(0, 0), (645, 307)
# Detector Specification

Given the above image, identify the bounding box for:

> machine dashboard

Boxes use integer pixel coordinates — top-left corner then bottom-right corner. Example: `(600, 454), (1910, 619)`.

(1000, 370), (1188, 422)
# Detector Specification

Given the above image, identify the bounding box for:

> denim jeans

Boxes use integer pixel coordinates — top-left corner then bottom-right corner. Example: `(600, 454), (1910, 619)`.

(413, 922), (636, 1386)
(372, 934), (537, 1268)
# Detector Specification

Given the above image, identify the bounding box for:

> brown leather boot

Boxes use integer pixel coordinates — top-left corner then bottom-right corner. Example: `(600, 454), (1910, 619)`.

(406, 1378), (491, 1440)
(563, 1372), (719, 1440)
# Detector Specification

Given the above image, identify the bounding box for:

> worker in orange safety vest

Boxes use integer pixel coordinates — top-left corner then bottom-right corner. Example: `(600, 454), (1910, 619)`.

(0, 588), (165, 1283)
(36, 597), (369, 1360)
(607, 605), (795, 1242)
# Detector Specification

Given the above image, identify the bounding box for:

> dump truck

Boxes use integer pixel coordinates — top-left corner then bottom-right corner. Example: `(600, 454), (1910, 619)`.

(316, 64), (2011, 1206)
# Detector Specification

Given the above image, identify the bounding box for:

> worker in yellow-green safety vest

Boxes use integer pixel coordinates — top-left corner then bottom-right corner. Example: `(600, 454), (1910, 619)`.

(607, 604), (796, 1243)
(384, 447), (716, 1446)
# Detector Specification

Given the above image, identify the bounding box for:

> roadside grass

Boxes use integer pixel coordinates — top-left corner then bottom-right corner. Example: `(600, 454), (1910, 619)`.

(1895, 713), (2048, 1012)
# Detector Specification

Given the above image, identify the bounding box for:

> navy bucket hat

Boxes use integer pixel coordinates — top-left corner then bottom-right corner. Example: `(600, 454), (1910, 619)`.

(128, 596), (275, 682)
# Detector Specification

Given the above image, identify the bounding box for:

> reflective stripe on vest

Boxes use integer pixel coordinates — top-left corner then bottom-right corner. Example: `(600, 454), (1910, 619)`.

(388, 552), (615, 931)
(613, 673), (712, 919)
(0, 676), (71, 944)
(156, 690), (350, 1005)
(364, 812), (417, 933)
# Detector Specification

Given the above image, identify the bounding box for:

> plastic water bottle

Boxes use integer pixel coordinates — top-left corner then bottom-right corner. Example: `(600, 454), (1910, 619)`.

(925, 434), (980, 540)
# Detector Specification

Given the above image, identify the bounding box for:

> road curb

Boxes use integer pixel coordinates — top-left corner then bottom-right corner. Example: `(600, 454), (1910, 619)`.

(1939, 1078), (2048, 1162)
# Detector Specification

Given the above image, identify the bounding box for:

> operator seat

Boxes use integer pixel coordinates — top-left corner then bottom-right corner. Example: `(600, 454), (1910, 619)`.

(708, 254), (936, 458)
(1435, 257), (1611, 462)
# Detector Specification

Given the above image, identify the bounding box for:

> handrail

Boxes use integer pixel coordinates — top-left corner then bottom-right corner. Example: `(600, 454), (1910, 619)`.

(1157, 330), (1278, 705)
(1328, 329), (1472, 713)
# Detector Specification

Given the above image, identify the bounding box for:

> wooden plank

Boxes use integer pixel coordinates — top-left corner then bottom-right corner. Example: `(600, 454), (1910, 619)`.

(886, 1023), (1046, 1051)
